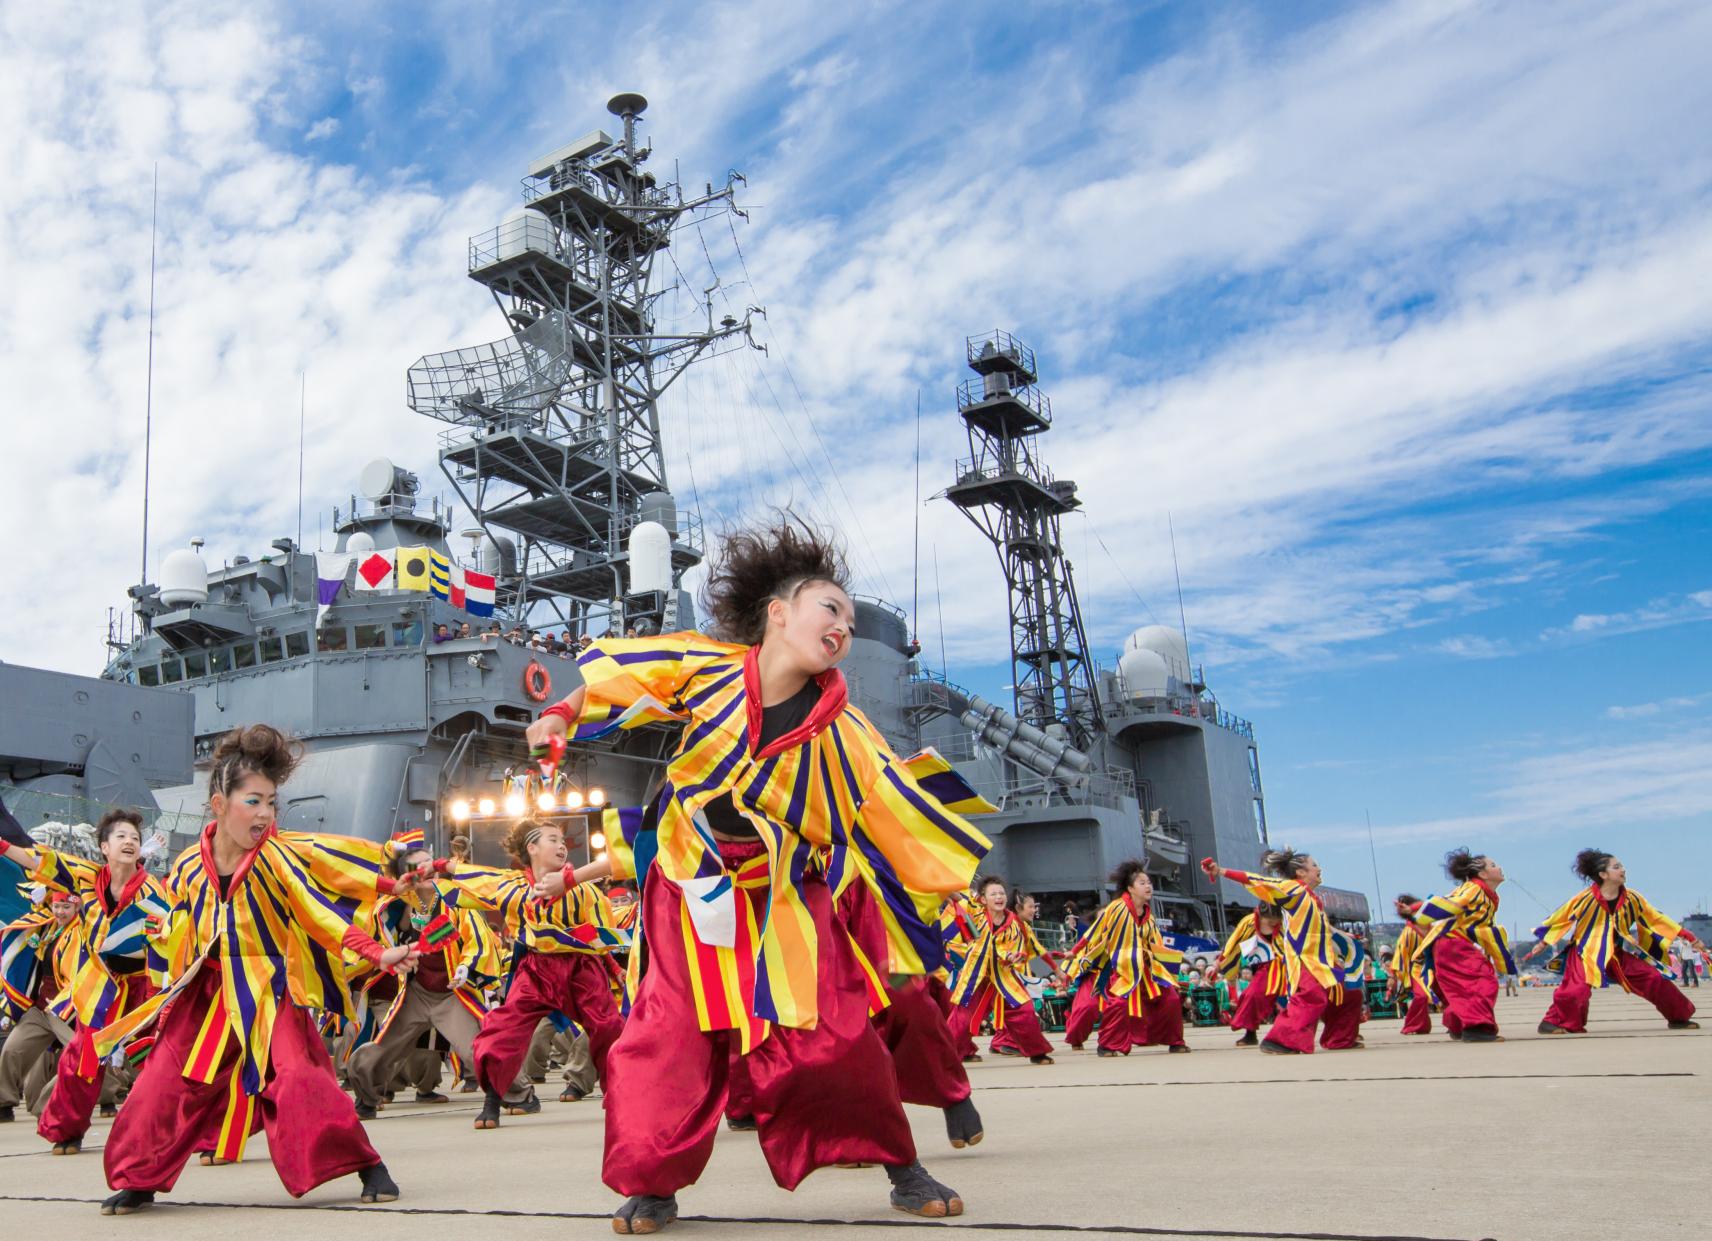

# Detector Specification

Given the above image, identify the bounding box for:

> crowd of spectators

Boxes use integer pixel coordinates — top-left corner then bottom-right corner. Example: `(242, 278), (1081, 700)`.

(429, 618), (660, 656)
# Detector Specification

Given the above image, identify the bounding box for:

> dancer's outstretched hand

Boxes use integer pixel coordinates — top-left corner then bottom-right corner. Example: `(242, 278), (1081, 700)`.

(1199, 857), (1221, 879)
(533, 869), (569, 902)
(380, 944), (421, 974)
(526, 711), (570, 750)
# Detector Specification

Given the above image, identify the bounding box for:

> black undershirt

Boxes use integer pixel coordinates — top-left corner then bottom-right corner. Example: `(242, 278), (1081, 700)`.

(700, 679), (821, 839)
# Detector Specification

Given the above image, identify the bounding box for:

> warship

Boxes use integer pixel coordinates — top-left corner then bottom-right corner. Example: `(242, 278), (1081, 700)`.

(8, 94), (1338, 938)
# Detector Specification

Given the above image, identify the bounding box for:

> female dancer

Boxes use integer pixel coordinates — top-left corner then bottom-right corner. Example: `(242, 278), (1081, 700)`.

(346, 835), (534, 1118)
(1218, 903), (1285, 1046)
(1062, 862), (1187, 1056)
(989, 888), (1041, 1056)
(1199, 850), (1362, 1054)
(948, 875), (1062, 1065)
(432, 818), (625, 1127)
(526, 517), (987, 1232)
(1408, 849), (1514, 1043)
(0, 887), (83, 1122)
(1387, 895), (1433, 1035)
(0, 807), (168, 1154)
(1530, 849), (1701, 1034)
(80, 724), (411, 1214)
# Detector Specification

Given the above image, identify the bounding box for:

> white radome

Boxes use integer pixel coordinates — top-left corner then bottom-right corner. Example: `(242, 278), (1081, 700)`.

(158, 545), (210, 608)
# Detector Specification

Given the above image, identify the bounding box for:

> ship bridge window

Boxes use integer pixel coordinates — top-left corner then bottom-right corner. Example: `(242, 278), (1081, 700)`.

(318, 626), (349, 653)
(159, 658), (182, 683)
(232, 643), (257, 670)
(138, 664), (160, 687)
(284, 631), (310, 659)
(259, 636), (284, 663)
(207, 648), (230, 675)
(393, 618), (424, 647)
(183, 651), (207, 679)
(354, 624), (387, 650)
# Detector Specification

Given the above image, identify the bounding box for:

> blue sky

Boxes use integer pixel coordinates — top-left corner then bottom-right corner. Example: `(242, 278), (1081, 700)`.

(1, 0), (1708, 921)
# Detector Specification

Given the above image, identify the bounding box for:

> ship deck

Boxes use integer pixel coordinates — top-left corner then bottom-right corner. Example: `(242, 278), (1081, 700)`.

(2, 987), (1699, 1240)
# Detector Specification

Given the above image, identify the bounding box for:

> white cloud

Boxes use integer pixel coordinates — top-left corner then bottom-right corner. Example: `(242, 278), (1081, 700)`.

(1543, 589), (1712, 643)
(1605, 693), (1709, 721)
(1430, 635), (1514, 660)
(304, 116), (339, 141)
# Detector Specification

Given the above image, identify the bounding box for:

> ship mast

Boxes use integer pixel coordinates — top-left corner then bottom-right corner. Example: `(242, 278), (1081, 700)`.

(408, 93), (760, 636)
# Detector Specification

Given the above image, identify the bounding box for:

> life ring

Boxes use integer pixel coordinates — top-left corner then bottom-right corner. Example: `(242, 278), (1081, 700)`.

(523, 661), (551, 702)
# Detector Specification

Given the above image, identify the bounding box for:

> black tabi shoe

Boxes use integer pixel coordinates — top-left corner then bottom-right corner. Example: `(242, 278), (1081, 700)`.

(381, 1090), (395, 1103)
(506, 1088), (542, 1116)
(475, 1090), (503, 1130)
(1446, 1029), (1464, 1040)
(51, 1139), (82, 1155)
(459, 1078), (478, 1093)
(1258, 1039), (1299, 1055)
(100, 1190), (155, 1216)
(529, 1074), (547, 1084)
(989, 1044), (1022, 1056)
(725, 1114), (757, 1132)
(886, 1161), (964, 1218)
(414, 1090), (449, 1104)
(99, 1103), (118, 1118)
(1029, 1053), (1054, 1065)
(0, 1105), (14, 1123)
(943, 1096), (983, 1149)
(960, 1053), (983, 1063)
(358, 1161), (399, 1204)
(1234, 1030), (1259, 1046)
(1537, 1021), (1569, 1035)
(354, 1100), (378, 1120)
(1066, 1042), (1085, 1051)
(1168, 1043), (1192, 1053)
(1095, 1048), (1122, 1058)
(1460, 1029), (1503, 1043)
(612, 1193), (678, 1235)
(559, 1085), (588, 1103)
(1667, 1020), (1700, 1030)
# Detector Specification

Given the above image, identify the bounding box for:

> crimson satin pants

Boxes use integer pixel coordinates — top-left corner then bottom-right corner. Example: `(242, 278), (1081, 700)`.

(104, 968), (378, 1196)
(1096, 986), (1184, 1053)
(1400, 981), (1433, 1034)
(948, 986), (1053, 1059)
(1060, 976), (1101, 1046)
(1230, 982), (1283, 1034)
(1432, 936), (1499, 1035)
(1542, 948), (1695, 1032)
(602, 863), (915, 1197)
(1264, 972), (1330, 1053)
(473, 950), (623, 1097)
(876, 976), (970, 1107)
(37, 973), (152, 1145)
(1319, 986), (1364, 1049)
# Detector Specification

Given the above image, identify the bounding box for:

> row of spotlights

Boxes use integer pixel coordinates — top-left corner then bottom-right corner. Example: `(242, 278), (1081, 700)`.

(446, 788), (606, 823)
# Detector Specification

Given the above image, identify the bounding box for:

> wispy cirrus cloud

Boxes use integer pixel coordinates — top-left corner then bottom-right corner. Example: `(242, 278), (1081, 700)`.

(1541, 589), (1712, 644)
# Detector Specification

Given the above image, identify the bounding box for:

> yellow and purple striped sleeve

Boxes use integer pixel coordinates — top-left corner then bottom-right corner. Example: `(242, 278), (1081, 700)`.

(569, 634), (744, 740)
(27, 847), (98, 897)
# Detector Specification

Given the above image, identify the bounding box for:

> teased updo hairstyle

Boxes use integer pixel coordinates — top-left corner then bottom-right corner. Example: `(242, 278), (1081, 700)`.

(95, 806), (145, 845)
(701, 513), (850, 645)
(1443, 848), (1488, 881)
(449, 834), (471, 861)
(1394, 892), (1420, 911)
(209, 724), (300, 801)
(1110, 858), (1149, 892)
(502, 818), (558, 869)
(1262, 847), (1312, 879)
(1574, 848), (1615, 883)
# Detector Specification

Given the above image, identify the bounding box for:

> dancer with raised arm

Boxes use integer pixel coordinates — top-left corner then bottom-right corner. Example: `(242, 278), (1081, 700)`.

(1409, 849), (1514, 1043)
(526, 517), (988, 1233)
(65, 725), (410, 1215)
(1530, 849), (1700, 1035)
(1062, 862), (1188, 1056)
(947, 875), (1063, 1065)
(1388, 895), (1434, 1036)
(0, 808), (169, 1155)
(1199, 849), (1352, 1054)
(1218, 904), (1286, 1047)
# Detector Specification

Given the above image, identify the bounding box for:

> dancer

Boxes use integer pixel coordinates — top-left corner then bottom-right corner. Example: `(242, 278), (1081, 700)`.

(1408, 849), (1514, 1043)
(346, 834), (533, 1118)
(1199, 850), (1359, 1054)
(432, 818), (625, 1126)
(947, 875), (1063, 1065)
(1387, 895), (1433, 1035)
(526, 517), (988, 1232)
(1529, 849), (1701, 1034)
(1218, 903), (1286, 1046)
(0, 887), (83, 1122)
(989, 888), (1042, 1056)
(0, 808), (168, 1154)
(79, 724), (409, 1214)
(1060, 862), (1188, 1056)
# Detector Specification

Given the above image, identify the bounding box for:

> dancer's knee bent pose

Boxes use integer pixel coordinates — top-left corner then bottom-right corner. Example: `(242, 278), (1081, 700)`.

(1410, 849), (1514, 1042)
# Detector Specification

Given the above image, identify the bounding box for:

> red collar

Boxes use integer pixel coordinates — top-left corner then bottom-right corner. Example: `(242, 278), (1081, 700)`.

(1591, 883), (1625, 912)
(96, 865), (150, 916)
(1470, 877), (1499, 907)
(741, 644), (849, 760)
(1122, 892), (1151, 925)
(199, 821), (273, 893)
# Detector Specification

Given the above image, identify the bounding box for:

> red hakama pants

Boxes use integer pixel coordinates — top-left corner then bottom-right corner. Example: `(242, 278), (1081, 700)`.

(104, 968), (378, 1196)
(472, 950), (622, 1097)
(948, 986), (1052, 1059)
(38, 973), (152, 1145)
(1541, 948), (1695, 1032)
(1320, 986), (1364, 1049)
(1061, 976), (1100, 1046)
(603, 848), (915, 1197)
(877, 977), (970, 1107)
(1230, 981), (1283, 1033)
(1431, 936), (1499, 1036)
(1400, 981), (1433, 1034)
(1096, 986), (1184, 1053)
(1263, 972), (1331, 1053)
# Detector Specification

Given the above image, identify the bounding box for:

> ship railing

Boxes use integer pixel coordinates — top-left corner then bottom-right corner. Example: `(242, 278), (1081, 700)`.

(965, 330), (1037, 380)
(521, 170), (679, 214)
(955, 376), (1050, 421)
(952, 453), (1055, 488)
(509, 508), (707, 582)
(1105, 692), (1254, 740)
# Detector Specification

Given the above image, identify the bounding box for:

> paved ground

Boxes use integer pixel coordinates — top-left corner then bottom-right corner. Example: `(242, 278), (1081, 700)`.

(0, 988), (1702, 1240)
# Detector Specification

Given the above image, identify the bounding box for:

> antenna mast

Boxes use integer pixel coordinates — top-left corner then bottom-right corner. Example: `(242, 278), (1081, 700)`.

(140, 165), (158, 587)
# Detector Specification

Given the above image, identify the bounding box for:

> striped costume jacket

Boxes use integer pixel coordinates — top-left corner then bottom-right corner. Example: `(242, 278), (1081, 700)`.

(1532, 885), (1681, 990)
(564, 633), (989, 1049)
(356, 888), (508, 1033)
(1411, 879), (1516, 981)
(1059, 894), (1182, 1013)
(1217, 912), (1287, 996)
(1389, 923), (1427, 991)
(0, 901), (82, 1021)
(947, 907), (1049, 1017)
(1223, 872), (1340, 994)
